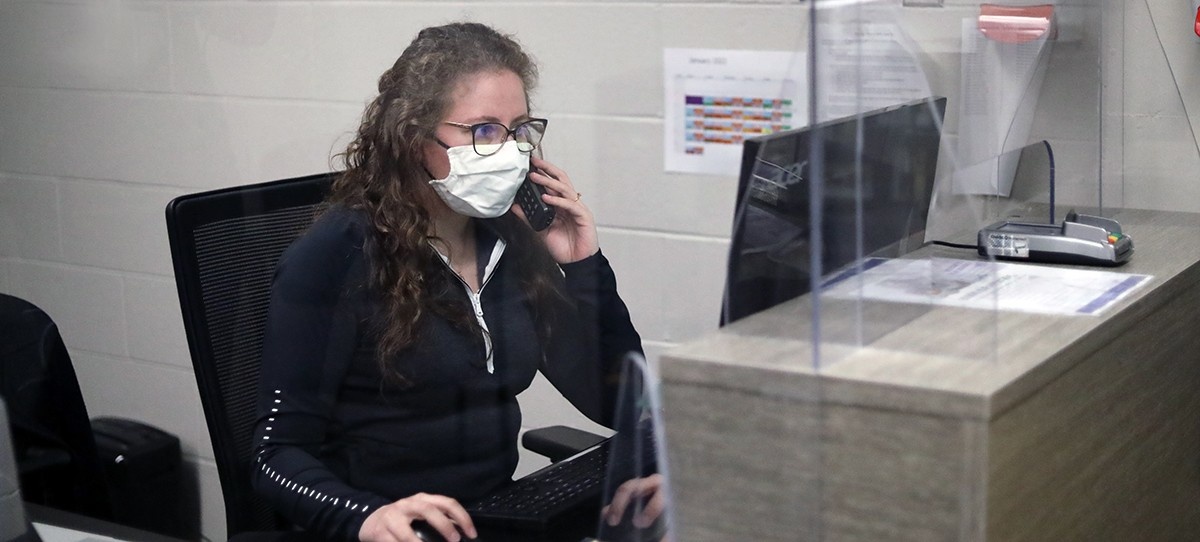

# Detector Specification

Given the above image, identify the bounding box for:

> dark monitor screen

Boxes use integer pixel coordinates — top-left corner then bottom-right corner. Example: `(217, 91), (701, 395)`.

(721, 97), (947, 325)
(0, 399), (38, 542)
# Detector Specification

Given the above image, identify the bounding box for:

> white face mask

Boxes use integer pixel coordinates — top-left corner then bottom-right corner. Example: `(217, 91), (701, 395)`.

(428, 143), (530, 218)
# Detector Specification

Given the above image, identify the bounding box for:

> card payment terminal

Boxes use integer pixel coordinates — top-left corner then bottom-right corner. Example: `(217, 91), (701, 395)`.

(977, 210), (1133, 266)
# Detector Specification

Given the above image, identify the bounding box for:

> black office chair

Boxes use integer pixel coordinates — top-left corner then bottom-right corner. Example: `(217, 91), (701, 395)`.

(166, 172), (602, 539)
(0, 294), (112, 521)
(166, 173), (333, 537)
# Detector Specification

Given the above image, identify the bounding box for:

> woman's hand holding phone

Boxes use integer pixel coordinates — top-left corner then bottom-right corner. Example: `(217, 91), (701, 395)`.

(514, 155), (598, 264)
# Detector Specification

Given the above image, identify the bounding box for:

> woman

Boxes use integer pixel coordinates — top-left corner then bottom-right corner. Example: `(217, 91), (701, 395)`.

(250, 22), (643, 542)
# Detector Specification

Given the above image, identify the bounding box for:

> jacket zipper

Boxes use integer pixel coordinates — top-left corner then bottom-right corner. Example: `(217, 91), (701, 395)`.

(434, 241), (504, 373)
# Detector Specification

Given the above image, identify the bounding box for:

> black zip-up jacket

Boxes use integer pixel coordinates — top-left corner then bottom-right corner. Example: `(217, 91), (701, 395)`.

(250, 207), (642, 540)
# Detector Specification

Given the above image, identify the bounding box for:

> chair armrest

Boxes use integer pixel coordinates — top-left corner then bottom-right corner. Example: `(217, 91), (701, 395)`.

(522, 425), (607, 463)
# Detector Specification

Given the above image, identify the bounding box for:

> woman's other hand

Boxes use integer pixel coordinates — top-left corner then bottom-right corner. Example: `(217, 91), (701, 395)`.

(601, 473), (670, 541)
(358, 492), (476, 542)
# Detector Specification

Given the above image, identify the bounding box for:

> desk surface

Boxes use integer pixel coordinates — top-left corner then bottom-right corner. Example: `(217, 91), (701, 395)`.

(34, 523), (120, 542)
(30, 506), (599, 542)
(27, 503), (187, 542)
(473, 507), (598, 542)
(664, 208), (1200, 420)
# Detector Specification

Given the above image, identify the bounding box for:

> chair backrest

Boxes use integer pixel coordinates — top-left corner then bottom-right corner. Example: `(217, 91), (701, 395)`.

(0, 294), (111, 520)
(165, 173), (333, 537)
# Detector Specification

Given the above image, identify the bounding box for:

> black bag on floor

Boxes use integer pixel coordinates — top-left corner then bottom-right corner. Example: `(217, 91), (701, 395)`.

(90, 417), (187, 538)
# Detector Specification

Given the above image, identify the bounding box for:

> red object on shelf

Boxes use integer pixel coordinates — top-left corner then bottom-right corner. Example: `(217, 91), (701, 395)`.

(978, 4), (1055, 44)
(1194, 6), (1200, 38)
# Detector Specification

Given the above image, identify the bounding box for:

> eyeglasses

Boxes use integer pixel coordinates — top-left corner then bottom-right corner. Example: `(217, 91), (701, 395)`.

(443, 118), (548, 156)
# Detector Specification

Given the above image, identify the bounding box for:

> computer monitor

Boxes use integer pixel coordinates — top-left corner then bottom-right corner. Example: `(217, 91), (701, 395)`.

(1, 399), (42, 542)
(721, 97), (947, 325)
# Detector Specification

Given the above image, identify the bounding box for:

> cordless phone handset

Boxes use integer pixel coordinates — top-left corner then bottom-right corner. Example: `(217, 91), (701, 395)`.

(517, 147), (556, 231)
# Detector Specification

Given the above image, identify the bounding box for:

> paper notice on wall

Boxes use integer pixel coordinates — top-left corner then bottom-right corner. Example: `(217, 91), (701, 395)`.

(953, 7), (1054, 195)
(663, 48), (806, 176)
(812, 19), (934, 122)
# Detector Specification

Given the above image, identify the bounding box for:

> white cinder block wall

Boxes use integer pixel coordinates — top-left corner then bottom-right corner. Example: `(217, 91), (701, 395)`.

(0, 1), (1195, 540)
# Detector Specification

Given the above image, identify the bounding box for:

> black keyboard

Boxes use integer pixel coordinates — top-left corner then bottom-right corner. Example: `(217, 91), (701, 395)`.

(466, 439), (614, 530)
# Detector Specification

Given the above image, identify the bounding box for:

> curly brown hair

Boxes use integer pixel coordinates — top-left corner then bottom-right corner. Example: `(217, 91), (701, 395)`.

(328, 22), (565, 384)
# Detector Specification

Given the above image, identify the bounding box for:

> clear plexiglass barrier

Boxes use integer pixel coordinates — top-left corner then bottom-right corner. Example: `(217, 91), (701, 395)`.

(673, 1), (1200, 540)
(716, 0), (1196, 369)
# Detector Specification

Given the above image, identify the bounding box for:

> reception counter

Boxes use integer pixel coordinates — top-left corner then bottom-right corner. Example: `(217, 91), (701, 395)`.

(660, 209), (1200, 541)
